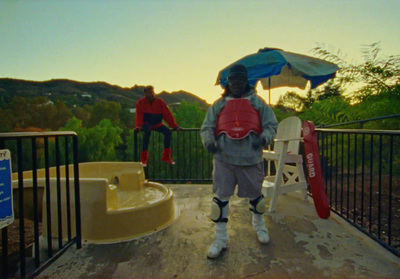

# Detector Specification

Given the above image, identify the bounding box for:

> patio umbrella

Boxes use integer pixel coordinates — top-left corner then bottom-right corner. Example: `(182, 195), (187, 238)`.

(216, 47), (339, 103)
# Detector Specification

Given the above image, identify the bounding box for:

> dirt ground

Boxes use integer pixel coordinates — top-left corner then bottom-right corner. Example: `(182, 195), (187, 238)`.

(0, 219), (38, 277)
(1, 219), (36, 255)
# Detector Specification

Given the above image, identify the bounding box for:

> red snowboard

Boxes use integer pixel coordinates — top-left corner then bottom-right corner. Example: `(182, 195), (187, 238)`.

(302, 121), (330, 219)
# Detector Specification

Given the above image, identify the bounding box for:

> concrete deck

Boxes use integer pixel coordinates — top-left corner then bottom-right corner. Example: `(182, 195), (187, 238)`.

(36, 184), (400, 279)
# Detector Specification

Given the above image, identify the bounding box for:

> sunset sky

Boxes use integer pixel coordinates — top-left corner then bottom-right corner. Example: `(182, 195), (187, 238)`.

(1, 0), (399, 105)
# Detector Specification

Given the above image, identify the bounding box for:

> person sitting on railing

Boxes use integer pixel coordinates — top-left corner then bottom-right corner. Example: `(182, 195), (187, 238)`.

(201, 64), (278, 259)
(135, 85), (181, 167)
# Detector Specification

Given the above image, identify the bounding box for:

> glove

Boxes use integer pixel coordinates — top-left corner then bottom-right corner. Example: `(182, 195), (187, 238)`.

(205, 142), (218, 153)
(134, 125), (142, 132)
(173, 126), (182, 132)
(252, 136), (266, 150)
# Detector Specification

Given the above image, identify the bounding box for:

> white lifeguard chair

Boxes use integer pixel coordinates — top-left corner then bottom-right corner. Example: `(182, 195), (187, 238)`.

(262, 116), (308, 212)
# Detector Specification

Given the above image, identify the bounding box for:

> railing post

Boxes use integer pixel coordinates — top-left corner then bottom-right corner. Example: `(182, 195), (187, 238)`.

(134, 130), (138, 162)
(55, 138), (63, 249)
(44, 137), (52, 258)
(73, 136), (82, 249)
(64, 136), (72, 241)
(17, 139), (26, 278)
(31, 137), (40, 267)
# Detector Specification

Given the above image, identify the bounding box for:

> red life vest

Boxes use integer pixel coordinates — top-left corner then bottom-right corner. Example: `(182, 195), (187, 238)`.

(216, 99), (261, 139)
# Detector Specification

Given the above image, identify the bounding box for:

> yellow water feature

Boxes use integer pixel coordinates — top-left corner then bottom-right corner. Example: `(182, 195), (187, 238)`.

(12, 162), (179, 246)
(116, 187), (165, 209)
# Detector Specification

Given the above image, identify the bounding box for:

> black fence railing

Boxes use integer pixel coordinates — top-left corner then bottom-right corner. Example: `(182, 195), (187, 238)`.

(318, 114), (400, 129)
(134, 129), (213, 183)
(0, 132), (82, 279)
(317, 128), (400, 257)
(134, 126), (400, 257)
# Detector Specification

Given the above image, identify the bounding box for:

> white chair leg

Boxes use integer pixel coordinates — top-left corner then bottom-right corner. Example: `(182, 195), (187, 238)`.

(268, 142), (288, 212)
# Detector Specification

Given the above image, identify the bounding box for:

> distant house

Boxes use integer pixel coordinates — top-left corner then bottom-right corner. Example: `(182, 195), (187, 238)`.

(81, 93), (92, 98)
(37, 100), (54, 106)
(168, 102), (181, 109)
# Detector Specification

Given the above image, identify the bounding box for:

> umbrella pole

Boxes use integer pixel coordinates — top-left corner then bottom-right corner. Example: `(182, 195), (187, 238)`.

(268, 77), (271, 105)
(268, 77), (271, 176)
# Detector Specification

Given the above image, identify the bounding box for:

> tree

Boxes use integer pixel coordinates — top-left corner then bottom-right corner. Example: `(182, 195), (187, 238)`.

(3, 96), (72, 131)
(88, 100), (121, 127)
(72, 106), (91, 127)
(173, 100), (206, 128)
(60, 117), (88, 161)
(276, 91), (307, 112)
(84, 119), (123, 161)
(0, 107), (13, 132)
(276, 81), (344, 113)
(312, 42), (400, 103)
(271, 106), (298, 123)
(60, 117), (123, 162)
(50, 100), (73, 130)
(350, 92), (400, 130)
(8, 96), (30, 128)
(299, 97), (351, 127)
(312, 81), (343, 101)
(29, 97), (55, 129)
(28, 98), (72, 130)
(119, 107), (135, 131)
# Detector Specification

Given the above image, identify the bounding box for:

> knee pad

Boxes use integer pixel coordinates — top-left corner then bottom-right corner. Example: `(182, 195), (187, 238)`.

(210, 197), (229, 223)
(249, 195), (266, 214)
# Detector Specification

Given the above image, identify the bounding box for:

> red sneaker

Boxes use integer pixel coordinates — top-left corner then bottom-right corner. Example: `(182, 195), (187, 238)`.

(140, 150), (149, 167)
(161, 148), (175, 165)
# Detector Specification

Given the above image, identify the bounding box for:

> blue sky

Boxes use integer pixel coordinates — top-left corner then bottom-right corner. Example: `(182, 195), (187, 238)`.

(1, 0), (399, 104)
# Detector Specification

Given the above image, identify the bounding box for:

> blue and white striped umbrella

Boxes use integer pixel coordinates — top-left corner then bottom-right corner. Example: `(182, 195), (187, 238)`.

(216, 47), (339, 91)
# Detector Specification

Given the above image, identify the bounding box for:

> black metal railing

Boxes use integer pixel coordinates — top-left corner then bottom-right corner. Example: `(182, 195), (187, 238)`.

(134, 128), (213, 183)
(317, 128), (400, 257)
(134, 126), (400, 257)
(318, 114), (400, 129)
(0, 132), (82, 279)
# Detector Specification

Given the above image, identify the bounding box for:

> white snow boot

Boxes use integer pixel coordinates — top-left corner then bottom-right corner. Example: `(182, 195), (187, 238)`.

(207, 222), (228, 259)
(252, 213), (270, 244)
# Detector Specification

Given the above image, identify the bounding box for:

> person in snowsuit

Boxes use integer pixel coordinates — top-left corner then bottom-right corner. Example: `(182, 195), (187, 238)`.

(135, 86), (181, 166)
(201, 64), (278, 258)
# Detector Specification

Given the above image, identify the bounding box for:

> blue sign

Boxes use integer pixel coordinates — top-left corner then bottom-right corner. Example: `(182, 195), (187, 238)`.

(0, 149), (14, 229)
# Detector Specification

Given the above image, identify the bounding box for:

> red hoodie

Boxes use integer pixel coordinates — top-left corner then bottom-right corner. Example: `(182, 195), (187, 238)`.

(135, 97), (178, 130)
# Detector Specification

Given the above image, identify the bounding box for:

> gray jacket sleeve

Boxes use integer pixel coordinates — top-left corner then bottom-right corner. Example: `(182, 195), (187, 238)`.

(200, 99), (224, 147)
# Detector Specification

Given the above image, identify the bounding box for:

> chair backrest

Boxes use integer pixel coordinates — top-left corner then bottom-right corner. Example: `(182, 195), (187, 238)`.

(273, 116), (302, 154)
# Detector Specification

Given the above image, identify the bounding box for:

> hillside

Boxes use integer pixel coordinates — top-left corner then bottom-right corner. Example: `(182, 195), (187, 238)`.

(0, 78), (210, 109)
